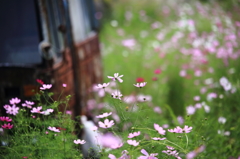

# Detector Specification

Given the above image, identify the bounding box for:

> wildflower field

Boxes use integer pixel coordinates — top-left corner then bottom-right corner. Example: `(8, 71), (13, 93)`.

(96, 0), (240, 158)
(1, 0), (240, 159)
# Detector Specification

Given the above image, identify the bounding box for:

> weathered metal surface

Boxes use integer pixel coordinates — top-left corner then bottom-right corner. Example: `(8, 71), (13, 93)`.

(51, 34), (102, 115)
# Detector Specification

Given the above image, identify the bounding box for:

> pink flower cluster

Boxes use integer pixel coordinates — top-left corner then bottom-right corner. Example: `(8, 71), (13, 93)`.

(162, 146), (181, 159)
(128, 131), (141, 138)
(168, 125), (192, 133)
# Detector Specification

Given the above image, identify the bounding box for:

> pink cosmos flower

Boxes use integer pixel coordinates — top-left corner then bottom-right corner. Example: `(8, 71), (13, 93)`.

(48, 126), (60, 132)
(128, 131), (141, 138)
(0, 116), (12, 122)
(107, 73), (124, 83)
(96, 83), (110, 89)
(73, 139), (86, 144)
(66, 110), (72, 115)
(127, 140), (139, 146)
(152, 137), (166, 140)
(162, 146), (181, 158)
(186, 106), (196, 115)
(41, 109), (54, 115)
(111, 90), (123, 100)
(154, 123), (166, 135)
(1, 123), (13, 129)
(31, 106), (42, 113)
(177, 116), (184, 125)
(109, 150), (130, 159)
(182, 125), (193, 133)
(22, 100), (35, 108)
(133, 82), (147, 88)
(122, 39), (136, 49)
(186, 145), (205, 159)
(168, 126), (183, 133)
(219, 77), (232, 91)
(40, 84), (52, 90)
(6, 105), (19, 115)
(9, 97), (21, 105)
(98, 119), (115, 128)
(138, 149), (158, 159)
(96, 112), (112, 118)
(99, 133), (122, 148)
(62, 83), (67, 88)
(153, 107), (162, 114)
(45, 131), (49, 134)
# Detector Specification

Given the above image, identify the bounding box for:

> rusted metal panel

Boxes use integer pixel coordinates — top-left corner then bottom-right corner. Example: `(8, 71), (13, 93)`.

(75, 34), (102, 115)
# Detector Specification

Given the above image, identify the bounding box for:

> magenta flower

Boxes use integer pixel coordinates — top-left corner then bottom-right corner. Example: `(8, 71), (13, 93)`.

(128, 131), (141, 138)
(133, 82), (147, 88)
(31, 106), (42, 113)
(154, 123), (166, 135)
(98, 119), (115, 128)
(0, 116), (12, 122)
(62, 83), (67, 88)
(9, 97), (21, 105)
(96, 112), (112, 118)
(127, 140), (139, 146)
(182, 125), (193, 133)
(6, 105), (19, 116)
(40, 84), (52, 90)
(48, 126), (60, 132)
(1, 123), (13, 129)
(154, 69), (162, 74)
(96, 83), (110, 89)
(73, 139), (86, 144)
(138, 149), (158, 159)
(152, 137), (166, 140)
(111, 90), (123, 100)
(107, 73), (124, 83)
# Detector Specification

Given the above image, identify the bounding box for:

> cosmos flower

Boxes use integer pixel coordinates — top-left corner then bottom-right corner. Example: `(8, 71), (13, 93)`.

(9, 97), (21, 105)
(133, 82), (147, 88)
(40, 84), (52, 90)
(1, 123), (13, 129)
(111, 90), (123, 100)
(73, 139), (86, 144)
(41, 109), (54, 115)
(109, 150), (130, 159)
(98, 119), (115, 128)
(127, 140), (139, 146)
(31, 106), (42, 113)
(96, 112), (112, 118)
(128, 131), (141, 138)
(96, 83), (110, 89)
(154, 123), (166, 135)
(138, 149), (158, 159)
(48, 126), (60, 132)
(152, 137), (166, 141)
(107, 73), (124, 83)
(0, 116), (12, 122)
(6, 105), (19, 116)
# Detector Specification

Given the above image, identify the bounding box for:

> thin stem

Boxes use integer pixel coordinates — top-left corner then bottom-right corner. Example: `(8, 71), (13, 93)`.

(185, 133), (189, 149)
